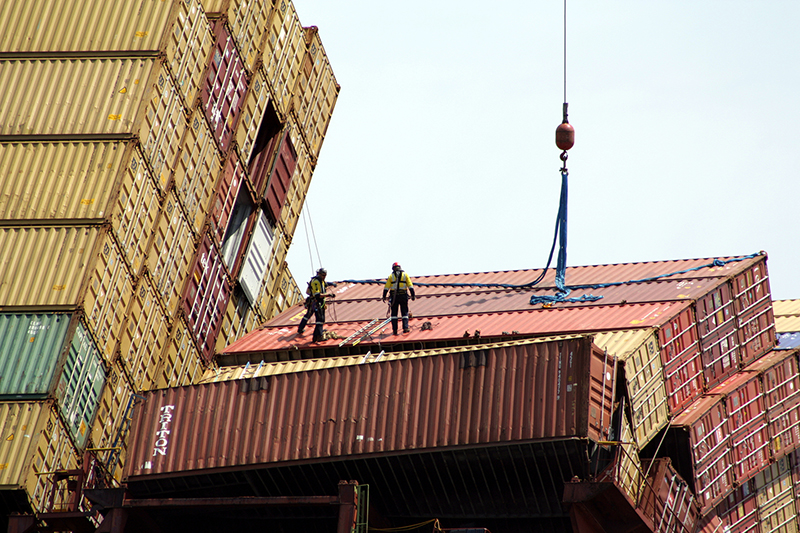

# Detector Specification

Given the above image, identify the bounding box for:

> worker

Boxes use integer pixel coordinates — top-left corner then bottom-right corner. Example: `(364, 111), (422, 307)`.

(382, 262), (416, 335)
(298, 268), (336, 342)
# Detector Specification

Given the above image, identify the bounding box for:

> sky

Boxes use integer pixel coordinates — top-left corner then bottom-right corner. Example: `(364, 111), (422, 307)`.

(284, 1), (800, 299)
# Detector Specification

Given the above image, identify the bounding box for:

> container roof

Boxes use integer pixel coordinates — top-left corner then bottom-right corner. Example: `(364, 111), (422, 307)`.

(222, 254), (764, 357)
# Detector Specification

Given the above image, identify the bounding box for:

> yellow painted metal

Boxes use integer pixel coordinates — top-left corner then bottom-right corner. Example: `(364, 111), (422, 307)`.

(593, 328), (669, 447)
(147, 190), (197, 318)
(291, 26), (340, 159)
(754, 456), (797, 532)
(774, 299), (800, 317)
(199, 0), (228, 13)
(140, 69), (187, 192)
(269, 261), (303, 319)
(215, 287), (265, 355)
(0, 0), (213, 109)
(0, 401), (81, 513)
(253, 224), (289, 319)
(208, 334), (591, 381)
(118, 273), (171, 392)
(0, 142), (160, 279)
(156, 315), (205, 389)
(90, 359), (135, 483)
(224, 0), (273, 74)
(277, 129), (312, 238)
(262, 0), (304, 118)
(776, 316), (800, 333)
(615, 408), (643, 507)
(235, 67), (271, 164)
(173, 107), (223, 236)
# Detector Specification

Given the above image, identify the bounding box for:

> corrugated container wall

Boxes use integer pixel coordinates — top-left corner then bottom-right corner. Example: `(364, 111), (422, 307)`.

(125, 337), (614, 478)
(0, 0), (214, 108)
(262, 0), (305, 118)
(219, 0), (273, 75)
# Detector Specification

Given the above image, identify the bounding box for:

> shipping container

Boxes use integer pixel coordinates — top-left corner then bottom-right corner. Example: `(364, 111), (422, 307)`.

(730, 417), (770, 484)
(119, 273), (171, 392)
(209, 148), (245, 245)
(271, 261), (304, 317)
(147, 190), (197, 318)
(769, 403), (800, 460)
(0, 313), (105, 449)
(593, 329), (669, 447)
(0, 0), (213, 109)
(0, 225), (134, 359)
(666, 394), (734, 513)
(738, 303), (777, 368)
(238, 209), (275, 305)
(202, 21), (249, 153)
(716, 481), (758, 533)
(755, 457), (798, 533)
(0, 59), (184, 191)
(235, 67), (273, 165)
(262, 0), (305, 117)
(155, 315), (206, 389)
(636, 458), (701, 533)
(291, 26), (340, 159)
(90, 359), (138, 483)
(263, 127), (298, 223)
(217, 0), (273, 75)
(277, 131), (313, 237)
(173, 106), (224, 236)
(0, 401), (82, 514)
(215, 284), (265, 355)
(182, 233), (233, 361)
(125, 337), (615, 478)
(696, 282), (741, 389)
(220, 189), (257, 278)
(254, 227), (290, 320)
(663, 351), (705, 415)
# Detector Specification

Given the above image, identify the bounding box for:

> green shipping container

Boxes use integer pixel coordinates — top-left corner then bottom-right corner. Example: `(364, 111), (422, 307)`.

(0, 313), (106, 449)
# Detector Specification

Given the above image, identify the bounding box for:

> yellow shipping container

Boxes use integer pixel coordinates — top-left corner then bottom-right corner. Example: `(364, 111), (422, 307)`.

(0, 142), (160, 278)
(0, 401), (82, 514)
(118, 273), (171, 393)
(262, 0), (305, 118)
(0, 0), (213, 108)
(90, 360), (136, 484)
(219, 0), (274, 74)
(147, 190), (198, 318)
(173, 107), (223, 236)
(215, 286), (265, 355)
(155, 315), (205, 389)
(292, 26), (340, 159)
(253, 225), (289, 319)
(235, 67), (272, 164)
(593, 329), (670, 448)
(0, 59), (184, 192)
(0, 226), (134, 363)
(270, 261), (303, 318)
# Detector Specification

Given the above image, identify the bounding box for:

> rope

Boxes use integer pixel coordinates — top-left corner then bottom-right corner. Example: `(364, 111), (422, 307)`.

(302, 205), (315, 274)
(305, 200), (323, 271)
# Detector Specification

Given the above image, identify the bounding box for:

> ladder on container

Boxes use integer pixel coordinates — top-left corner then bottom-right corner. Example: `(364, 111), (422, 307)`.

(338, 317), (392, 347)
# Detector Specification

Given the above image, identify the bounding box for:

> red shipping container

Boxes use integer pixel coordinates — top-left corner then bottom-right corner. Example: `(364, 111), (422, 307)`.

(713, 370), (764, 430)
(658, 306), (700, 368)
(124, 337), (614, 479)
(737, 303), (776, 367)
(716, 482), (758, 533)
(696, 282), (736, 340)
(182, 233), (232, 361)
(670, 394), (734, 513)
(700, 326), (740, 391)
(663, 351), (704, 415)
(263, 131), (297, 223)
(637, 458), (701, 533)
(768, 403), (800, 460)
(209, 149), (245, 245)
(201, 21), (249, 153)
(732, 259), (771, 317)
(729, 417), (770, 483)
(746, 348), (800, 414)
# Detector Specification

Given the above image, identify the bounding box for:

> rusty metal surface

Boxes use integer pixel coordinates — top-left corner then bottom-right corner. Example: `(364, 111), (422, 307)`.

(125, 337), (613, 479)
(223, 300), (694, 355)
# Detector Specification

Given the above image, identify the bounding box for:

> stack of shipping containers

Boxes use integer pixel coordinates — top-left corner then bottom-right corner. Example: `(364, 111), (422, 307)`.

(0, 0), (338, 520)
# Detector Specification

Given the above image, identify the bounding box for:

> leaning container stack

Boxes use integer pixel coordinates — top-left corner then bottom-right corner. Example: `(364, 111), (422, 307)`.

(0, 0), (338, 520)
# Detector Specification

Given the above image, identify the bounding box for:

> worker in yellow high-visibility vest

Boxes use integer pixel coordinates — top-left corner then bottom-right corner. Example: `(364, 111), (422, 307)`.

(298, 268), (336, 342)
(382, 262), (416, 335)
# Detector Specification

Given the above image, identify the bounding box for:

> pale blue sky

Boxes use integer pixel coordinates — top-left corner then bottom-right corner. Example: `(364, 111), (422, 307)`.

(285, 1), (800, 298)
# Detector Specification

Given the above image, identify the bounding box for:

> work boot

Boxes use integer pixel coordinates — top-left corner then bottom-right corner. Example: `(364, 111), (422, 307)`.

(402, 316), (409, 333)
(391, 317), (398, 335)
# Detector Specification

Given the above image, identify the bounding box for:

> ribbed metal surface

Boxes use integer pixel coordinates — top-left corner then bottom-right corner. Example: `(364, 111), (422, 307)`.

(141, 69), (187, 192)
(278, 129), (312, 237)
(215, 285), (264, 355)
(209, 148), (244, 244)
(239, 209), (273, 305)
(235, 67), (271, 163)
(91, 359), (136, 482)
(147, 191), (197, 318)
(156, 315), (205, 389)
(224, 300), (694, 355)
(777, 316), (800, 333)
(263, 0), (304, 117)
(0, 225), (100, 307)
(0, 313), (72, 397)
(254, 221), (290, 319)
(174, 107), (223, 235)
(0, 401), (51, 488)
(774, 300), (800, 317)
(225, 0), (272, 74)
(126, 337), (614, 478)
(0, 58), (156, 136)
(0, 141), (125, 221)
(263, 128), (297, 223)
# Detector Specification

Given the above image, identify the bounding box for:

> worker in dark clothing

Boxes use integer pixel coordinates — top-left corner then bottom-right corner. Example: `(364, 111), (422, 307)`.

(382, 262), (416, 335)
(298, 268), (336, 342)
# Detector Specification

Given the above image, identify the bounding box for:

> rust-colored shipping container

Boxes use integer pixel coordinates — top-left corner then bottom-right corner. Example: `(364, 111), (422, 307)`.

(182, 233), (232, 361)
(666, 394), (734, 513)
(173, 107), (224, 236)
(263, 128), (298, 223)
(637, 458), (701, 533)
(202, 21), (249, 153)
(125, 337), (614, 478)
(663, 351), (705, 415)
(209, 148), (245, 245)
(749, 348), (800, 414)
(730, 417), (770, 484)
(734, 259), (775, 366)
